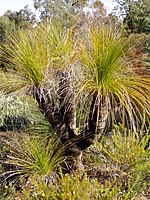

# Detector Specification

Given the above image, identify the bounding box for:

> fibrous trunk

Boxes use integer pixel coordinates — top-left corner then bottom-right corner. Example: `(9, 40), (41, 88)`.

(76, 92), (109, 150)
(34, 74), (109, 172)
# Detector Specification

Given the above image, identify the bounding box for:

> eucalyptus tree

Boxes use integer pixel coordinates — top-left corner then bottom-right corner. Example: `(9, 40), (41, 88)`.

(0, 23), (149, 172)
(33, 0), (88, 27)
(0, 7), (35, 43)
(114, 0), (150, 34)
(33, 0), (116, 28)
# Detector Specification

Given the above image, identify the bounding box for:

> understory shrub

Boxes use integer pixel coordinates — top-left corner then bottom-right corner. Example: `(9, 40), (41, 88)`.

(84, 126), (150, 199)
(0, 94), (50, 132)
(0, 126), (149, 199)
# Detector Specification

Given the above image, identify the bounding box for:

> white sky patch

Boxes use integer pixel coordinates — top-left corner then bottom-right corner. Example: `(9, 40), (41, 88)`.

(0, 0), (34, 16)
(0, 0), (117, 16)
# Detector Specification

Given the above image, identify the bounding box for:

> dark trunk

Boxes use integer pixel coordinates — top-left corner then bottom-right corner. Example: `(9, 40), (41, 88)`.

(76, 92), (109, 151)
(34, 80), (108, 172)
(58, 71), (77, 141)
(34, 86), (67, 143)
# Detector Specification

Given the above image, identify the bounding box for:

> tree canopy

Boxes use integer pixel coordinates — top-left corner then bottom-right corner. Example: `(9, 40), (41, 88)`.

(115, 0), (150, 34)
(0, 6), (35, 42)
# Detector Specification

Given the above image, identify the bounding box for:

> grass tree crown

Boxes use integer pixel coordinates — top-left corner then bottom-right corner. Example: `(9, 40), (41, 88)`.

(0, 22), (149, 151)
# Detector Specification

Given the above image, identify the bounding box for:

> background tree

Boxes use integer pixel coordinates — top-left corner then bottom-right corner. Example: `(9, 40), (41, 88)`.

(0, 14), (15, 42)
(90, 0), (107, 21)
(0, 6), (36, 71)
(114, 0), (150, 34)
(114, 0), (150, 81)
(0, 6), (36, 42)
(33, 0), (88, 27)
(33, 0), (119, 28)
(88, 0), (120, 28)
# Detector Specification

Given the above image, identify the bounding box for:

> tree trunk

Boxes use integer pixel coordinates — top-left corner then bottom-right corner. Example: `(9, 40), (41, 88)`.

(76, 92), (109, 150)
(65, 92), (109, 171)
(34, 81), (109, 172)
(57, 70), (77, 141)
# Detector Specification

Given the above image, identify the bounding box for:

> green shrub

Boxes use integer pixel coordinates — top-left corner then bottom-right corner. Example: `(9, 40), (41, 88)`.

(0, 134), (65, 184)
(84, 126), (150, 199)
(0, 95), (31, 131)
(7, 173), (121, 200)
(0, 94), (50, 132)
(0, 126), (149, 199)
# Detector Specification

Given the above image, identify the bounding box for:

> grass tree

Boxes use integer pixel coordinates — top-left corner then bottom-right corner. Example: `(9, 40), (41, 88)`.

(0, 23), (149, 172)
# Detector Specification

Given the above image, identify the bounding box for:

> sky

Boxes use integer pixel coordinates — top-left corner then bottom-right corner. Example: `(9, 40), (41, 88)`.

(0, 0), (117, 16)
(0, 0), (34, 16)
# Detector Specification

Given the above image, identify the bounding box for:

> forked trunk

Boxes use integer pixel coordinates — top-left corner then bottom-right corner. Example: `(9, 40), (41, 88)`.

(66, 92), (109, 171)
(34, 82), (109, 172)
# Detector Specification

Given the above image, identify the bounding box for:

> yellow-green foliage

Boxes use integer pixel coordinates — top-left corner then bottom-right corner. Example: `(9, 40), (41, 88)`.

(1, 134), (65, 182)
(9, 173), (120, 200)
(84, 126), (150, 199)
(102, 127), (150, 173)
(0, 23), (76, 93)
(0, 22), (150, 200)
(78, 25), (150, 129)
(1, 127), (149, 200)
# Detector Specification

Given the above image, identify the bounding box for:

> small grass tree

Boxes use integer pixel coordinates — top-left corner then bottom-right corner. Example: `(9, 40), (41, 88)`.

(0, 22), (149, 172)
